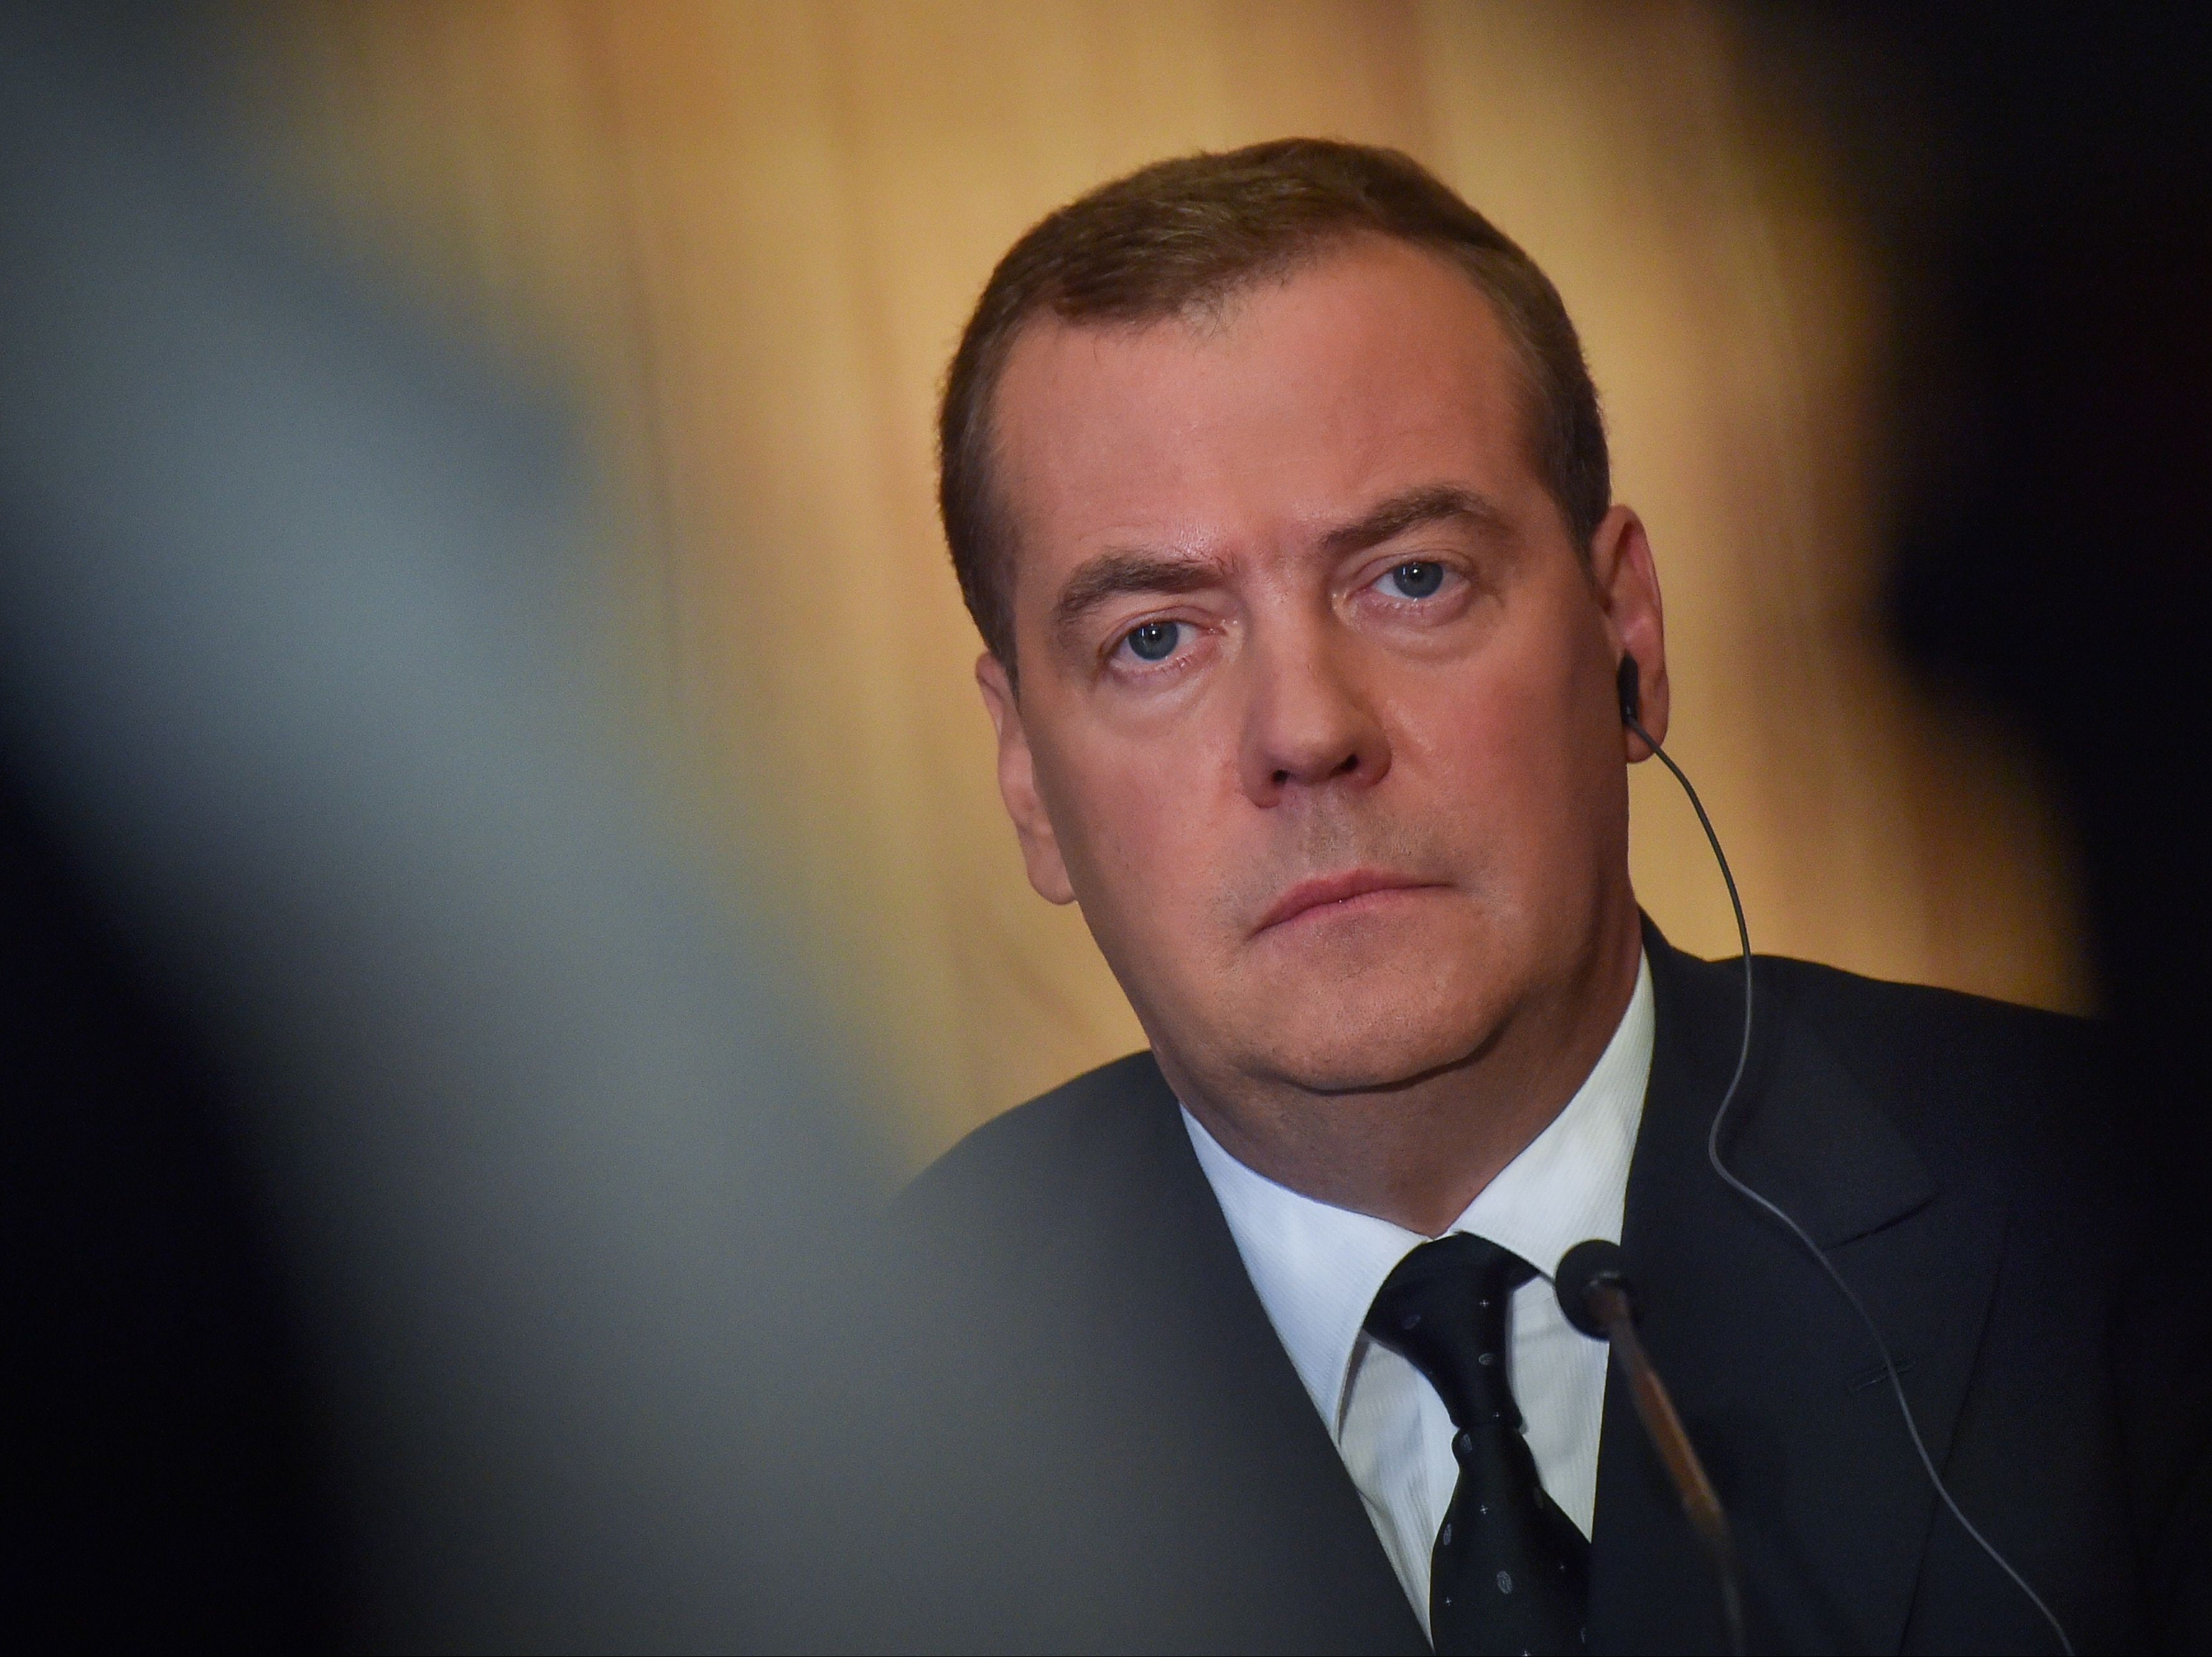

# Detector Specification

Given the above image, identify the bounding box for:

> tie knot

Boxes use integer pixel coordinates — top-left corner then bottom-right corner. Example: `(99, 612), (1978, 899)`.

(1363, 1233), (1536, 1433)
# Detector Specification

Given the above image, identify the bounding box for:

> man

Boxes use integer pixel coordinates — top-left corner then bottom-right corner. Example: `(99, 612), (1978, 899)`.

(900, 140), (2208, 1654)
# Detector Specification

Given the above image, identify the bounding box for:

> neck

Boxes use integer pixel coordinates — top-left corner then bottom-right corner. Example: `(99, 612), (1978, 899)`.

(1167, 900), (1643, 1236)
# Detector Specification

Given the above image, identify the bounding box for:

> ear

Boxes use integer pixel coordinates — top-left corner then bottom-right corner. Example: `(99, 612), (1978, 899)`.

(976, 653), (1077, 905)
(1587, 504), (1670, 759)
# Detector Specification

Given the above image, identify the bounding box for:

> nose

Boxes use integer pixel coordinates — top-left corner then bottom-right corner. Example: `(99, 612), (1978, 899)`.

(1237, 619), (1392, 807)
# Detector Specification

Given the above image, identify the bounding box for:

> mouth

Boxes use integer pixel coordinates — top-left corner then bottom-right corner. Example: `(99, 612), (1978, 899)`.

(1252, 869), (1449, 936)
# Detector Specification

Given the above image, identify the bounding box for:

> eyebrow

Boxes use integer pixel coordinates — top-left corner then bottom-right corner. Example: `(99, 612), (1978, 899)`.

(1050, 549), (1234, 647)
(1318, 484), (1511, 557)
(1046, 484), (1510, 648)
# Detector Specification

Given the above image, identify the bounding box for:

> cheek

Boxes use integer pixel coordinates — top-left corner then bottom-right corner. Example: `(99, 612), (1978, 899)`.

(1028, 717), (1224, 933)
(1396, 611), (1617, 868)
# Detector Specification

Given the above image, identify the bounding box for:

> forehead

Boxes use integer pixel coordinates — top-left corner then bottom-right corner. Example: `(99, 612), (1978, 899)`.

(988, 237), (1542, 593)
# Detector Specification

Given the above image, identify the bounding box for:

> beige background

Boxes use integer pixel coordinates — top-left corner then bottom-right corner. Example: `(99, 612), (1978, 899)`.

(221, 0), (2085, 1165)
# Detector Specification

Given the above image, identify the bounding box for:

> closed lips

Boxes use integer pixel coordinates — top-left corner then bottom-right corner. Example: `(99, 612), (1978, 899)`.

(1253, 871), (1445, 934)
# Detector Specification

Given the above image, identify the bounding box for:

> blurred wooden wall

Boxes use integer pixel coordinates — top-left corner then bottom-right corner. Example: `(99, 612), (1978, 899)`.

(221, 0), (2086, 1164)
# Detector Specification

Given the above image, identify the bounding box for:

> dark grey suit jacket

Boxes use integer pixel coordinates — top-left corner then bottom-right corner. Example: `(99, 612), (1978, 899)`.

(898, 927), (2210, 1653)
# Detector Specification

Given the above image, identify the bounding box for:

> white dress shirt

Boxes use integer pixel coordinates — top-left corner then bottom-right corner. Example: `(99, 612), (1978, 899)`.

(1182, 952), (1654, 1633)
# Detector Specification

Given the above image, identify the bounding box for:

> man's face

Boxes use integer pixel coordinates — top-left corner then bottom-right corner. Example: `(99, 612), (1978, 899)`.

(979, 237), (1663, 1103)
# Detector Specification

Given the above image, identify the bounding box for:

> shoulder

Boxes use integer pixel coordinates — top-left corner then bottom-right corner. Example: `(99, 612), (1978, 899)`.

(1654, 929), (2104, 1144)
(1723, 949), (2123, 1233)
(1755, 952), (2102, 1145)
(1648, 930), (2115, 1230)
(898, 1048), (1182, 1241)
(1760, 953), (2095, 1094)
(891, 1048), (1239, 1367)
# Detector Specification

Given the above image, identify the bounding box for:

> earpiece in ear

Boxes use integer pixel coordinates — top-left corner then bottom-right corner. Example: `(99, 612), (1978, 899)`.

(1616, 656), (1642, 727)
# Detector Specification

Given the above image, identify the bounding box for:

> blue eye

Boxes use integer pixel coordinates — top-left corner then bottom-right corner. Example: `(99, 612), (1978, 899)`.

(1126, 619), (1182, 661)
(1382, 561), (1446, 599)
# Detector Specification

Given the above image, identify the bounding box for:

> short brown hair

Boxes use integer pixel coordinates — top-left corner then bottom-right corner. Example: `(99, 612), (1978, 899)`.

(937, 138), (1610, 673)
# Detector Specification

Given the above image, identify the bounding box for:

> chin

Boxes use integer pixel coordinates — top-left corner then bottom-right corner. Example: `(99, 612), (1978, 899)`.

(1238, 970), (1509, 1094)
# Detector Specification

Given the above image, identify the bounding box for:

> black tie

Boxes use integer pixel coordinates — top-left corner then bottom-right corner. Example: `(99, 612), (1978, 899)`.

(1365, 1234), (1589, 1656)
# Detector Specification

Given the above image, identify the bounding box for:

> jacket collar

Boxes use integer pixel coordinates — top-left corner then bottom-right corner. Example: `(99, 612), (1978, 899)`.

(1084, 1054), (1432, 1653)
(1587, 922), (2001, 1653)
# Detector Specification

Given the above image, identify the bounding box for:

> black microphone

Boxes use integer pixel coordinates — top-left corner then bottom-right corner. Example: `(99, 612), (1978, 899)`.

(1557, 1239), (1746, 1656)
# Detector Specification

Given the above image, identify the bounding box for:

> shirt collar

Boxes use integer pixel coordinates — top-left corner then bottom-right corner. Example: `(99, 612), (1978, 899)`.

(1183, 950), (1654, 1437)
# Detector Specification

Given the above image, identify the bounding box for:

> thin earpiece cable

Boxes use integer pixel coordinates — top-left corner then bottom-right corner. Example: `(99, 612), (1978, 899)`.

(1627, 715), (2074, 1657)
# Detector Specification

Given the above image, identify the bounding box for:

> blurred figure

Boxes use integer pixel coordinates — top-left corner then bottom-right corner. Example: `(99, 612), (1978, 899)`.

(1764, 4), (2212, 1221)
(1, 11), (904, 1648)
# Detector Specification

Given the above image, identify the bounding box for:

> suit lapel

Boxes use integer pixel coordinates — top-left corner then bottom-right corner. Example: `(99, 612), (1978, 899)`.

(1587, 929), (2006, 1654)
(1048, 1055), (1429, 1654)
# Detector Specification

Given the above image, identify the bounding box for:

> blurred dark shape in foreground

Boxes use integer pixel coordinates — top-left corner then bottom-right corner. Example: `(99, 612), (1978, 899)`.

(1754, 2), (2212, 1220)
(2, 12), (909, 1649)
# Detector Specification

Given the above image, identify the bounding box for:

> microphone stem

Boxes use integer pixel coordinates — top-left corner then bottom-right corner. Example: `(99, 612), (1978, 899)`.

(1589, 1283), (1748, 1656)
